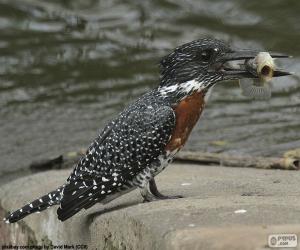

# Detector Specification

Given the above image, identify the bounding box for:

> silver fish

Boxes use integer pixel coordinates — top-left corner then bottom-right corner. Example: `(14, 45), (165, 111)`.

(239, 52), (275, 100)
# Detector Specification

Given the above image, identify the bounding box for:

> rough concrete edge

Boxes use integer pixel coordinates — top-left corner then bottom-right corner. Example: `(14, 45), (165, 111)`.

(2, 165), (300, 249)
(0, 170), (82, 246)
(0, 201), (37, 245)
(163, 225), (300, 250)
(89, 209), (162, 250)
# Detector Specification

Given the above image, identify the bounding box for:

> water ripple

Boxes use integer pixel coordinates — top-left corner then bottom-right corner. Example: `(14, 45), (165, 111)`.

(0, 0), (299, 173)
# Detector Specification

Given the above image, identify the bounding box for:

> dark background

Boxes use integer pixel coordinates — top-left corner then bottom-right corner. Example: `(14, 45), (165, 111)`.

(0, 0), (299, 177)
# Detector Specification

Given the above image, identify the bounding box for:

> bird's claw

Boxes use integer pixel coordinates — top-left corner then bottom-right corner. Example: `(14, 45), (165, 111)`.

(142, 193), (183, 202)
(149, 178), (183, 199)
(154, 194), (183, 200)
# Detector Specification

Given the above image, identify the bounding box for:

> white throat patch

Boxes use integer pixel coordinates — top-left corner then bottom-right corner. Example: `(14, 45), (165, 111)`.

(159, 79), (205, 96)
(180, 79), (204, 93)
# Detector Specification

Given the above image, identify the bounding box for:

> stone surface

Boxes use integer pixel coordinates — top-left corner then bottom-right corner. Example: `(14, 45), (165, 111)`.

(1, 163), (300, 249)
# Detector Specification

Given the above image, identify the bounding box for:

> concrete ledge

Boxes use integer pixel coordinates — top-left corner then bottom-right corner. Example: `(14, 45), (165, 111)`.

(166, 225), (300, 250)
(1, 164), (300, 249)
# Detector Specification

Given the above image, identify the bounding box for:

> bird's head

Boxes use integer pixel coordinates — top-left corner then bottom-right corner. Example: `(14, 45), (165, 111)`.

(158, 38), (290, 100)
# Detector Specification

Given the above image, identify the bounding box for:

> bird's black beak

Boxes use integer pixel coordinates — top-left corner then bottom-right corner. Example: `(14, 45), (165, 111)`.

(217, 50), (292, 80)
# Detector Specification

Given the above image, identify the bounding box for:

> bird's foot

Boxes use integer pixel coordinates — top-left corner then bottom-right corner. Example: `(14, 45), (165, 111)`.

(147, 178), (183, 201)
(152, 193), (183, 200)
(142, 193), (160, 203)
(140, 186), (160, 202)
(140, 178), (183, 202)
(142, 192), (183, 202)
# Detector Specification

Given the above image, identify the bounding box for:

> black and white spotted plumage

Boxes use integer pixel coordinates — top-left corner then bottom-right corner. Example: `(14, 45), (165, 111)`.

(5, 186), (64, 223)
(5, 89), (177, 223)
(3, 38), (229, 223)
(6, 38), (282, 223)
(57, 91), (176, 220)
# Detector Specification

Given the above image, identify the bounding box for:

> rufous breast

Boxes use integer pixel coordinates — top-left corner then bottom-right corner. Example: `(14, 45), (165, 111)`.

(165, 91), (205, 152)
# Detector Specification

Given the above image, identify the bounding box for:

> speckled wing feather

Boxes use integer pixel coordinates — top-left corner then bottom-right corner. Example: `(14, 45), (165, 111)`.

(57, 93), (175, 221)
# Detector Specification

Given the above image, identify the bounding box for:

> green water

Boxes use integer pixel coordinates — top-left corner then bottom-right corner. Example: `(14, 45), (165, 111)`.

(0, 0), (299, 175)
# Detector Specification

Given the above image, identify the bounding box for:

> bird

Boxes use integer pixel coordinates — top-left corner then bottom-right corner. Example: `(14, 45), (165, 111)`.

(4, 38), (290, 223)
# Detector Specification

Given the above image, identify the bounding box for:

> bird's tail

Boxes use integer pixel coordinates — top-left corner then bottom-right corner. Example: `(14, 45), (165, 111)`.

(4, 186), (64, 223)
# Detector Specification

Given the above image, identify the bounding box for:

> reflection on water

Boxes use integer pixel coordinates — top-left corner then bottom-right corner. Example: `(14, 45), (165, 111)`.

(0, 0), (299, 174)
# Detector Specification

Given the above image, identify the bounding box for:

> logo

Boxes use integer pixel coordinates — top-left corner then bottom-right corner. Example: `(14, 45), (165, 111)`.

(268, 234), (297, 248)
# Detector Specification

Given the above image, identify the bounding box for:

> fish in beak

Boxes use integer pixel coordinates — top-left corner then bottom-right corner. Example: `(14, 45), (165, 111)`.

(218, 50), (292, 80)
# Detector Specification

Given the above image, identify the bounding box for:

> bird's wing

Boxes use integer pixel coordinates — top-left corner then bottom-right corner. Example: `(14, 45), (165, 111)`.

(57, 101), (175, 221)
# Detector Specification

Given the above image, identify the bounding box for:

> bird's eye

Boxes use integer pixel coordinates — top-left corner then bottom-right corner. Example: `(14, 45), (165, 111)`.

(199, 49), (213, 62)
